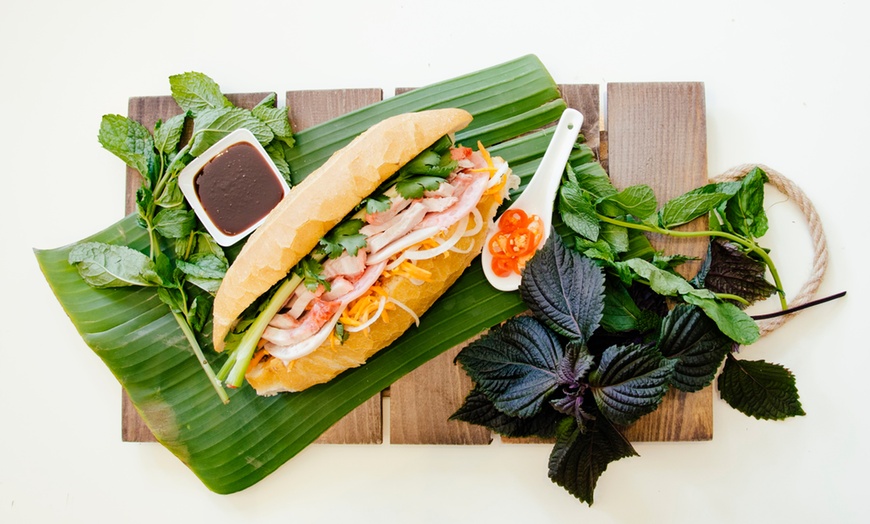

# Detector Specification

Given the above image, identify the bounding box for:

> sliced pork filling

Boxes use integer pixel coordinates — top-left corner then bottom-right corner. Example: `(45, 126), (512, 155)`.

(258, 147), (510, 365)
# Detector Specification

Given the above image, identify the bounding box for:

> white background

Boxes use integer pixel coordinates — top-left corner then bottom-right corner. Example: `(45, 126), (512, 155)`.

(2, 1), (867, 522)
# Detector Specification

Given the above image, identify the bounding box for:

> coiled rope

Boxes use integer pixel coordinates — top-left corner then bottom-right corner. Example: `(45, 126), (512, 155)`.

(710, 164), (829, 337)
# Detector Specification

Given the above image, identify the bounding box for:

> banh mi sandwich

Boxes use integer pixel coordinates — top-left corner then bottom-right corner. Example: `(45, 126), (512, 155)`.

(213, 108), (519, 396)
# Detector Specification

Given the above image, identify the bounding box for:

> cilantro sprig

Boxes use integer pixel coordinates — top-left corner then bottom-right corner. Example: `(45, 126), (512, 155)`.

(68, 72), (296, 403)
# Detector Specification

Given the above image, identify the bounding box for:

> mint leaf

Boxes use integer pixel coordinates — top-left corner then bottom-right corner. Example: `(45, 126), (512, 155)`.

(559, 181), (600, 240)
(189, 107), (274, 156)
(683, 293), (760, 345)
(455, 316), (564, 418)
(169, 72), (232, 116)
(450, 388), (563, 439)
(567, 162), (617, 200)
(657, 305), (734, 392)
(68, 242), (162, 288)
(718, 356), (805, 420)
(700, 239), (777, 305)
(548, 417), (638, 505)
(176, 253), (228, 294)
(98, 114), (158, 185)
(601, 280), (644, 333)
(520, 235), (605, 341)
(264, 141), (292, 185)
(153, 112), (187, 154)
(626, 258), (695, 296)
(153, 208), (195, 239)
(721, 167), (769, 239)
(658, 182), (739, 228)
(598, 184), (657, 220)
(589, 343), (676, 425)
(252, 93), (295, 148)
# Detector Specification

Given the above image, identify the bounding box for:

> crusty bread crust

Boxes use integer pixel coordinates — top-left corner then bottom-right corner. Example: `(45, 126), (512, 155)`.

(212, 109), (473, 351)
(245, 188), (504, 395)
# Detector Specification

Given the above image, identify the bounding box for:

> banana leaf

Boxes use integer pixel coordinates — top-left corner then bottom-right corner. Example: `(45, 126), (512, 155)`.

(36, 55), (575, 494)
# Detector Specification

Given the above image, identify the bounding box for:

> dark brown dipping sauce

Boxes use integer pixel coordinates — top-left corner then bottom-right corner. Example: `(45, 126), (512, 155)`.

(194, 142), (285, 236)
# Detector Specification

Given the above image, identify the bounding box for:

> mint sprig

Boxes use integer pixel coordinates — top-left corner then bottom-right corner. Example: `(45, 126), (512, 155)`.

(455, 152), (839, 504)
(69, 72), (296, 404)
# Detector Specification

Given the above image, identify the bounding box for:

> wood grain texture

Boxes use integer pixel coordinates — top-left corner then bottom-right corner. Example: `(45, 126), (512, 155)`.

(286, 88), (386, 445)
(385, 88), (491, 445)
(606, 82), (713, 441)
(122, 92), (269, 442)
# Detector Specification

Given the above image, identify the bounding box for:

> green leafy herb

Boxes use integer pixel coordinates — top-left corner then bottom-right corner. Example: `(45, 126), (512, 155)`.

(718, 355), (805, 420)
(294, 257), (329, 292)
(68, 242), (162, 288)
(318, 218), (368, 259)
(74, 71), (296, 403)
(656, 305), (734, 392)
(696, 239), (778, 304)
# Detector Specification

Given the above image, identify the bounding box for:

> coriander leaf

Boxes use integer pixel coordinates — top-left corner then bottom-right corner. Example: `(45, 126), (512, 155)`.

(252, 94), (295, 148)
(548, 416), (638, 505)
(364, 194), (391, 214)
(683, 293), (760, 345)
(718, 355), (805, 420)
(721, 167), (769, 239)
(189, 107), (274, 156)
(395, 175), (445, 199)
(153, 112), (187, 154)
(589, 343), (676, 426)
(658, 182), (739, 228)
(169, 71), (232, 116)
(294, 257), (329, 292)
(68, 242), (162, 288)
(98, 114), (158, 185)
(559, 181), (600, 241)
(520, 235), (605, 342)
(319, 219), (367, 258)
(153, 208), (195, 239)
(698, 239), (777, 305)
(598, 184), (657, 220)
(455, 316), (564, 419)
(657, 305), (734, 392)
(450, 388), (563, 439)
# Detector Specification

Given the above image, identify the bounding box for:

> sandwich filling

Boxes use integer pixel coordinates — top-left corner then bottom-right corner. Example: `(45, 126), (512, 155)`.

(229, 139), (515, 377)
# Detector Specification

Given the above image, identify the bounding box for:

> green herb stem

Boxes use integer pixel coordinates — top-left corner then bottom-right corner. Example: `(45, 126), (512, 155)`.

(224, 273), (305, 388)
(170, 309), (229, 404)
(596, 214), (788, 309)
(715, 293), (752, 307)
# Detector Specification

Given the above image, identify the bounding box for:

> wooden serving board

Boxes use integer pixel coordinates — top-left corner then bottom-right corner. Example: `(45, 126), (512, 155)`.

(122, 82), (711, 445)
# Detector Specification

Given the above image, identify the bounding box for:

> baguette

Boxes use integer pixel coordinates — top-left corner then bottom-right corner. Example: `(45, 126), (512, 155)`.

(213, 108), (474, 352)
(246, 185), (504, 394)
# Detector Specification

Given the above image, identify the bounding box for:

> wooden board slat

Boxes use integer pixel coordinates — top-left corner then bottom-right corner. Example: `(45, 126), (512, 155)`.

(606, 82), (713, 441)
(122, 92), (270, 443)
(286, 89), (385, 444)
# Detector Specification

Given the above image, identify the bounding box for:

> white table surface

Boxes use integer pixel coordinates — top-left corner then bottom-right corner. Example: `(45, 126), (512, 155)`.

(3, 1), (867, 522)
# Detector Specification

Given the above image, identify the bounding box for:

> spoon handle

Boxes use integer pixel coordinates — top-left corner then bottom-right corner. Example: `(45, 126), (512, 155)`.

(531, 108), (584, 201)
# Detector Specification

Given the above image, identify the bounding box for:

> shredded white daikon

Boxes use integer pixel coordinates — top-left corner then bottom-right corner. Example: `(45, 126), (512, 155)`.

(388, 297), (420, 327)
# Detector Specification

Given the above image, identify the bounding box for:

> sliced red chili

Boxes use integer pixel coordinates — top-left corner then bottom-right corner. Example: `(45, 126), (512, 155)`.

(498, 209), (530, 233)
(491, 255), (518, 277)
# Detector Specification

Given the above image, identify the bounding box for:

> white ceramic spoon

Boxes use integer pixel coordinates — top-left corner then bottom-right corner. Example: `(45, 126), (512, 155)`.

(482, 108), (584, 291)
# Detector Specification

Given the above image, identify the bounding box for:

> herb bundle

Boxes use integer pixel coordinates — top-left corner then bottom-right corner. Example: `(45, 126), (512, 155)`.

(67, 73), (295, 403)
(453, 155), (817, 504)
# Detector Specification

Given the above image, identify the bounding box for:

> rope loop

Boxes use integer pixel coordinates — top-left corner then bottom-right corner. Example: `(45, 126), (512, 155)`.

(710, 164), (828, 337)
